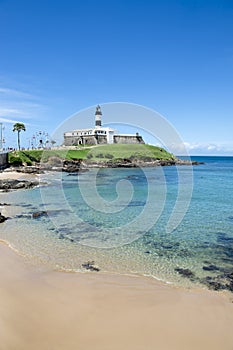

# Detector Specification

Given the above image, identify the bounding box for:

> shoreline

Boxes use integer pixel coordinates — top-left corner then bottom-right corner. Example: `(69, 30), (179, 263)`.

(1, 241), (233, 350)
(0, 169), (232, 295)
(1, 167), (233, 349)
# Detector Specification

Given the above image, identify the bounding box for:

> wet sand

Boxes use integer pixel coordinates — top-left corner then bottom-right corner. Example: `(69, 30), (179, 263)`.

(0, 243), (233, 350)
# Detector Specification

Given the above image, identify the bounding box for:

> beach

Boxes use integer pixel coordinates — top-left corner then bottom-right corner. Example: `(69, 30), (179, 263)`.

(1, 242), (233, 350)
(1, 161), (233, 350)
(0, 170), (38, 181)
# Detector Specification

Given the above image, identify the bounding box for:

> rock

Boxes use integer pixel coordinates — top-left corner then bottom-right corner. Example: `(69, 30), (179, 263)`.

(16, 166), (44, 174)
(0, 179), (39, 190)
(217, 232), (233, 243)
(62, 159), (82, 173)
(144, 251), (151, 254)
(204, 280), (225, 291)
(161, 244), (174, 250)
(175, 267), (195, 279)
(0, 212), (7, 223)
(14, 182), (27, 189)
(82, 261), (100, 272)
(32, 211), (48, 219)
(226, 281), (233, 292)
(203, 264), (220, 271)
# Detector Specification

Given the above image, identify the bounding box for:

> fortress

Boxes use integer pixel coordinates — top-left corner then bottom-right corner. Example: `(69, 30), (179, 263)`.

(63, 105), (144, 146)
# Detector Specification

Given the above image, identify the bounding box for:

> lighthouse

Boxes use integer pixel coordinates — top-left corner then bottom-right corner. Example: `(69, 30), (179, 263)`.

(95, 105), (102, 127)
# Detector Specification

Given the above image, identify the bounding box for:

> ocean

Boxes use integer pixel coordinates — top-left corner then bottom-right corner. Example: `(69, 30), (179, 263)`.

(1, 156), (233, 291)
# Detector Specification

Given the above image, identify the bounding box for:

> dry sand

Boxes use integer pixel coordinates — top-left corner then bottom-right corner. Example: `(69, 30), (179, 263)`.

(0, 242), (233, 350)
(0, 170), (38, 181)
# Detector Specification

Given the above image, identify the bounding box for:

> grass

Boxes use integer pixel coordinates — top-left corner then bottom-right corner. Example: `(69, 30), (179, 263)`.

(86, 144), (175, 161)
(8, 144), (175, 166)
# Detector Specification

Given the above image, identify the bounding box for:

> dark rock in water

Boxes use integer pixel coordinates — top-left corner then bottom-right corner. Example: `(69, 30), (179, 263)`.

(161, 244), (174, 250)
(203, 260), (212, 264)
(32, 211), (48, 219)
(144, 251), (151, 254)
(175, 267), (195, 279)
(223, 247), (233, 258)
(177, 248), (192, 258)
(0, 203), (11, 206)
(82, 261), (100, 272)
(217, 232), (233, 243)
(31, 209), (71, 219)
(207, 281), (225, 291)
(227, 272), (233, 281)
(0, 212), (7, 223)
(15, 213), (31, 219)
(226, 281), (233, 292)
(128, 200), (146, 207)
(202, 277), (225, 291)
(203, 264), (220, 271)
(20, 203), (34, 208)
(220, 271), (233, 282)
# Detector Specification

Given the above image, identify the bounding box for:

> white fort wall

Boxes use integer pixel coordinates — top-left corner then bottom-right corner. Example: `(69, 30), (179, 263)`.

(63, 134), (144, 146)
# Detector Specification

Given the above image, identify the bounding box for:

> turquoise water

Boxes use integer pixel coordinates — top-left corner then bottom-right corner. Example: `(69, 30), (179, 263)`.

(1, 157), (233, 290)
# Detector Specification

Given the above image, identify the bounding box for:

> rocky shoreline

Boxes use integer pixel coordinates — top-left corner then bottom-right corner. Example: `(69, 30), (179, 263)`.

(0, 179), (40, 191)
(2, 157), (202, 175)
(0, 156), (202, 191)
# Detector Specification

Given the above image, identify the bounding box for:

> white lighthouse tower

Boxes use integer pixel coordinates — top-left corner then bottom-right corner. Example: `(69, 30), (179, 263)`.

(95, 105), (102, 127)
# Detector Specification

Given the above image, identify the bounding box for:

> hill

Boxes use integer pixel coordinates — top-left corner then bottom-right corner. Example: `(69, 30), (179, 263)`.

(8, 144), (176, 167)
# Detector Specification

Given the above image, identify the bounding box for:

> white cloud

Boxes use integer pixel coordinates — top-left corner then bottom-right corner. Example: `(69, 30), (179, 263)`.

(0, 117), (22, 124)
(169, 141), (233, 155)
(0, 85), (47, 122)
(0, 108), (25, 116)
(0, 87), (37, 99)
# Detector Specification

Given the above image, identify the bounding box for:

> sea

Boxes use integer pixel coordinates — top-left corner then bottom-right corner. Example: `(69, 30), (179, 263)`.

(1, 156), (233, 291)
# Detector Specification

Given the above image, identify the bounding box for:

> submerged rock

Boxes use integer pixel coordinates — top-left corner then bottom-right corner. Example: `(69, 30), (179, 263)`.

(175, 267), (195, 279)
(206, 280), (225, 291)
(31, 209), (72, 219)
(201, 276), (226, 291)
(82, 261), (100, 272)
(202, 264), (220, 271)
(32, 211), (48, 219)
(217, 232), (233, 244)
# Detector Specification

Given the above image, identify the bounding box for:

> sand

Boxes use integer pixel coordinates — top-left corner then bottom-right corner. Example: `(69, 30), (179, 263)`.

(0, 242), (233, 350)
(0, 170), (38, 181)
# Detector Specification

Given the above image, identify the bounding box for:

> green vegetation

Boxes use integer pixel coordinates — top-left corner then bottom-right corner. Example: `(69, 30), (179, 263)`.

(13, 122), (26, 150)
(86, 144), (175, 161)
(8, 144), (175, 166)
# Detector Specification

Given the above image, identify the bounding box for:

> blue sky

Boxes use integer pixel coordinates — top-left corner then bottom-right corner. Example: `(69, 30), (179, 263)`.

(0, 0), (233, 154)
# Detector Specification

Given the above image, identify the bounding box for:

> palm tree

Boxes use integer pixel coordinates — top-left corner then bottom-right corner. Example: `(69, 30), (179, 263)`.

(13, 122), (26, 150)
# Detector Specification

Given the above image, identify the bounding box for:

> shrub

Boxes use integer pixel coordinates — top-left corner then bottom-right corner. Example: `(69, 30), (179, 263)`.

(8, 155), (23, 166)
(105, 153), (114, 159)
(86, 153), (93, 159)
(95, 153), (104, 158)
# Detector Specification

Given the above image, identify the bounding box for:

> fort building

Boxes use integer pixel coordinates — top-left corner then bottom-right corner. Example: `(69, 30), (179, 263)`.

(63, 105), (144, 146)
